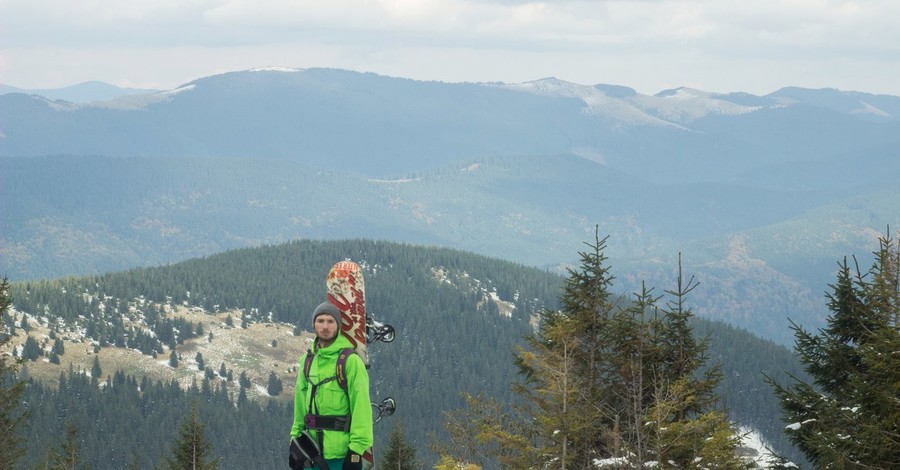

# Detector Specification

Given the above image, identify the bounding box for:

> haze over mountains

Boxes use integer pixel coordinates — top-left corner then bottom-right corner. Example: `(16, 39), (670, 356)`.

(2, 67), (899, 345)
(0, 81), (158, 103)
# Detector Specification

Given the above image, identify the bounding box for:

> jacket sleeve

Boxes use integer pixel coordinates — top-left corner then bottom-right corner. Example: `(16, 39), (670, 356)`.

(290, 353), (309, 439)
(346, 353), (374, 455)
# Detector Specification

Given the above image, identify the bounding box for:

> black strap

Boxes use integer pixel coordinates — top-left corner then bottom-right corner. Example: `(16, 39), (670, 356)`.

(304, 348), (354, 468)
(304, 414), (352, 432)
(313, 454), (330, 470)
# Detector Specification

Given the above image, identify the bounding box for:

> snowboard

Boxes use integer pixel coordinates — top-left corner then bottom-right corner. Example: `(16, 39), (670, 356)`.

(325, 260), (374, 469)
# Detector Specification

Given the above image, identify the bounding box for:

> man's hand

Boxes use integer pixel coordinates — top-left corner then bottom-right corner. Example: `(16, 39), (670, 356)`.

(342, 451), (363, 470)
(289, 440), (306, 470)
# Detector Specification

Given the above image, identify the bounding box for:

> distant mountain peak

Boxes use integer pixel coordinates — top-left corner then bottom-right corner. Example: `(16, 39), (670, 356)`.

(246, 66), (305, 73)
(635, 87), (761, 122)
(0, 80), (159, 103)
(766, 86), (898, 121)
(498, 78), (682, 127)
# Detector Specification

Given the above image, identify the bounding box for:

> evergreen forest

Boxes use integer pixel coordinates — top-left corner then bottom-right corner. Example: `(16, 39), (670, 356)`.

(1, 238), (828, 468)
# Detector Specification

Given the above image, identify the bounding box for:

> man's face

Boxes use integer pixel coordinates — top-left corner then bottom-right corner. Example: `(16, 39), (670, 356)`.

(314, 314), (339, 342)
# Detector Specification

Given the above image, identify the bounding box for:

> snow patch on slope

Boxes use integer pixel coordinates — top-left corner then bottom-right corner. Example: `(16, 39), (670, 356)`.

(248, 66), (304, 73)
(496, 78), (682, 128)
(630, 87), (761, 123)
(739, 426), (796, 468)
(852, 101), (892, 118)
(497, 79), (763, 127)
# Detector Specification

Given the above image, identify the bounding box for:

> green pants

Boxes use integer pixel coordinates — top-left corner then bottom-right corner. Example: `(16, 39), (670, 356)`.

(314, 458), (343, 469)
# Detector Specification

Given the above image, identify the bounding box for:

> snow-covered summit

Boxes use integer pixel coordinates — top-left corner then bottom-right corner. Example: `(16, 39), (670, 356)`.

(497, 78), (760, 127)
(631, 86), (761, 122)
(247, 66), (305, 73)
(496, 78), (682, 127)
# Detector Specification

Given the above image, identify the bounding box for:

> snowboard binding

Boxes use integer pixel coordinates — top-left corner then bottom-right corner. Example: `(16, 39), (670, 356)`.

(366, 317), (395, 343)
(372, 397), (396, 424)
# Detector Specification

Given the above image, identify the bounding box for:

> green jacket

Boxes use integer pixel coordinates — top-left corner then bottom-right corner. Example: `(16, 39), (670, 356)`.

(291, 334), (373, 459)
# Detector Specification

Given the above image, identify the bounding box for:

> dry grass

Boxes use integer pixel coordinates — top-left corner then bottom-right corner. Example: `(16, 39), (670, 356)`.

(3, 306), (315, 403)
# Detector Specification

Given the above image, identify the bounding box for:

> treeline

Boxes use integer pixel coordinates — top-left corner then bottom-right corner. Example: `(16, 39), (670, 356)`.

(3, 239), (813, 467)
(21, 367), (291, 469)
(10, 239), (561, 326)
(5, 240), (560, 466)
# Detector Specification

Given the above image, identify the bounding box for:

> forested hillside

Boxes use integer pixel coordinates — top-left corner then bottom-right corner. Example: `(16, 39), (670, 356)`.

(3, 239), (807, 467)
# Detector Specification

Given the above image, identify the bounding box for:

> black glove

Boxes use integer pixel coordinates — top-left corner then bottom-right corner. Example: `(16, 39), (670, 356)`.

(289, 441), (306, 470)
(342, 451), (363, 470)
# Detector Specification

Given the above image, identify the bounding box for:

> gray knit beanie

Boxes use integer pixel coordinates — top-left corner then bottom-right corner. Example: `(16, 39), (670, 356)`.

(311, 301), (342, 327)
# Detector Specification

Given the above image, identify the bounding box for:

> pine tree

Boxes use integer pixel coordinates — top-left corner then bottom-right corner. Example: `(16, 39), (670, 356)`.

(53, 338), (66, 355)
(381, 421), (420, 470)
(169, 349), (179, 368)
(164, 404), (220, 470)
(91, 355), (102, 379)
(48, 421), (87, 470)
(769, 231), (900, 468)
(0, 277), (28, 467)
(239, 371), (251, 389)
(21, 335), (41, 361)
(530, 228), (619, 468)
(267, 372), (283, 396)
(441, 229), (748, 468)
(624, 262), (741, 467)
(237, 386), (248, 407)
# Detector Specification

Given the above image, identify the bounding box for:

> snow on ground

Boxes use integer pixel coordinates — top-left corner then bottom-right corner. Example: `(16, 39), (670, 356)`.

(738, 426), (795, 468)
(248, 67), (303, 73)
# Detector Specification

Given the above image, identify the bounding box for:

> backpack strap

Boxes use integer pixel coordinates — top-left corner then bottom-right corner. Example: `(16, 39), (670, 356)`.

(303, 350), (314, 384)
(334, 348), (355, 390)
(302, 348), (358, 435)
(303, 347), (356, 391)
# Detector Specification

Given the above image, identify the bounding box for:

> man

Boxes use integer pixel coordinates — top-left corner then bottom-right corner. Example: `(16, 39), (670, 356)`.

(290, 301), (373, 469)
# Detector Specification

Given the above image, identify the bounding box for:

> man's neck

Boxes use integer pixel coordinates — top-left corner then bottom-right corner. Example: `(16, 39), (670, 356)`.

(317, 337), (336, 349)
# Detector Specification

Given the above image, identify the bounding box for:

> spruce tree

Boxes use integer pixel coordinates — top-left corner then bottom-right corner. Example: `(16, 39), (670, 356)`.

(53, 338), (66, 355)
(531, 228), (618, 467)
(443, 229), (748, 468)
(0, 277), (28, 467)
(91, 355), (102, 379)
(769, 231), (900, 468)
(48, 421), (87, 470)
(239, 371), (251, 388)
(267, 372), (283, 396)
(237, 387), (248, 407)
(164, 404), (219, 470)
(381, 421), (420, 470)
(21, 335), (41, 361)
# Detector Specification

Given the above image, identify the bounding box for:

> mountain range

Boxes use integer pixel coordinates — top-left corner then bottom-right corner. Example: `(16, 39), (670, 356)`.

(0, 80), (158, 103)
(2, 67), (899, 345)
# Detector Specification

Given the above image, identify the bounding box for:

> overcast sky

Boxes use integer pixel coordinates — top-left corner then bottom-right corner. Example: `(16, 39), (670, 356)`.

(2, 0), (899, 96)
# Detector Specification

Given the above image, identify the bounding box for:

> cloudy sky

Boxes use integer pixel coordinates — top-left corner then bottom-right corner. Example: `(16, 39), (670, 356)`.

(2, 0), (899, 96)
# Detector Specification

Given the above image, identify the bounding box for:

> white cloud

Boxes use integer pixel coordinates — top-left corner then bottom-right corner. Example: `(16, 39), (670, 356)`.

(1, 0), (899, 94)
